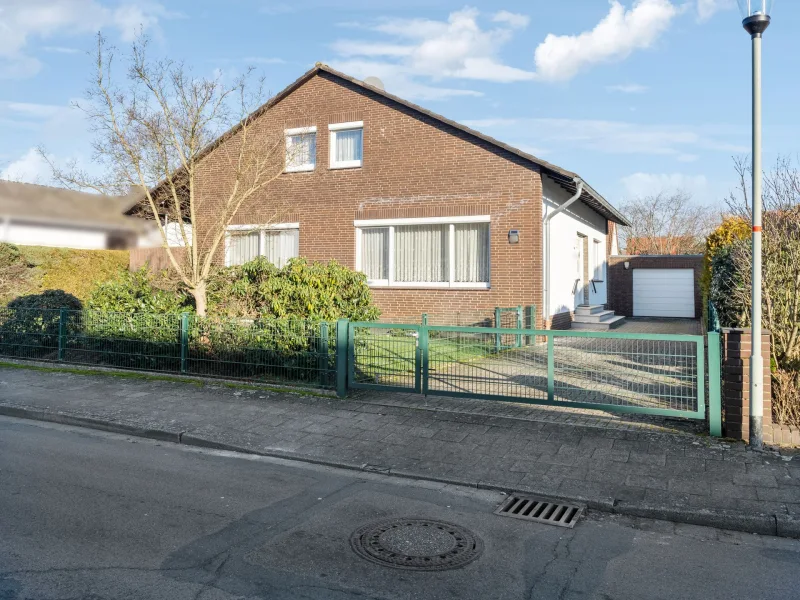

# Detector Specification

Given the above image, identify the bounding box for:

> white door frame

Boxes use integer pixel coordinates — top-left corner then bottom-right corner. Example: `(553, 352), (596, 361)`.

(573, 235), (585, 309)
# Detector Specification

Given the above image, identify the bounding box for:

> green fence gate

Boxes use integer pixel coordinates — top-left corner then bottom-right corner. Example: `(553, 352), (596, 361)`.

(348, 322), (713, 421)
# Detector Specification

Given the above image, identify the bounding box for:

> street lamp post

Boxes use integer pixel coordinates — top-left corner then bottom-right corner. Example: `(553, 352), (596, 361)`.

(738, 0), (773, 450)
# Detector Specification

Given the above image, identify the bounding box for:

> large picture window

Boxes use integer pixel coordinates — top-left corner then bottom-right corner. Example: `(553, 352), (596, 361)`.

(356, 217), (490, 288)
(226, 224), (299, 267)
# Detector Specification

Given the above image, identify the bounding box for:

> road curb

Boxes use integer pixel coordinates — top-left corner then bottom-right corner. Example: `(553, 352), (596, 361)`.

(1, 404), (795, 539)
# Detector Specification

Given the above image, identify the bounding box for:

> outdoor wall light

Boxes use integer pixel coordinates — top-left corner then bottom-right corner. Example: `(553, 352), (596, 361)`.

(508, 230), (520, 244)
(624, 261), (630, 270)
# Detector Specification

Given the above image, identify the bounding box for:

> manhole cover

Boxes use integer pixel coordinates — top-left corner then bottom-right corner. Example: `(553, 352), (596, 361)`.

(349, 518), (483, 571)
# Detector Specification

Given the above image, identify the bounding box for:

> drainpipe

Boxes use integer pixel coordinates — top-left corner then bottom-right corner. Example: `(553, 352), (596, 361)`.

(543, 177), (584, 322)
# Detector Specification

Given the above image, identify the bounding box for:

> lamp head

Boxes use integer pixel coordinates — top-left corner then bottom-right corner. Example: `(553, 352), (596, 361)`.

(738, 0), (773, 36)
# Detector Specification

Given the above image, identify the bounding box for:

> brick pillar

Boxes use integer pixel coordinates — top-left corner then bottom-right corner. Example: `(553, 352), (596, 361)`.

(721, 328), (772, 442)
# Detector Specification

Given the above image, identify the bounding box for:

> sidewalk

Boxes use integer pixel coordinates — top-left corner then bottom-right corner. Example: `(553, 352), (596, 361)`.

(1, 362), (798, 538)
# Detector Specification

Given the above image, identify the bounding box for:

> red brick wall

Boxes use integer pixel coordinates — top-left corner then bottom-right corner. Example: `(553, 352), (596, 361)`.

(721, 329), (800, 446)
(607, 255), (703, 318)
(193, 72), (544, 325)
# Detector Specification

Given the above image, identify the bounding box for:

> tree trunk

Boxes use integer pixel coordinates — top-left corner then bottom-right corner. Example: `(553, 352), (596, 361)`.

(193, 281), (207, 317)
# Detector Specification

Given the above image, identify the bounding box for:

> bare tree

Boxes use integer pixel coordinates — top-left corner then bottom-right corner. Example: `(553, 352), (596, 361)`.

(43, 34), (294, 315)
(725, 155), (800, 219)
(618, 191), (719, 255)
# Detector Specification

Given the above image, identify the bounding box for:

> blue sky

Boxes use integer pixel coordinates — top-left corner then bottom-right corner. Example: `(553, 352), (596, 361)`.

(0, 0), (796, 210)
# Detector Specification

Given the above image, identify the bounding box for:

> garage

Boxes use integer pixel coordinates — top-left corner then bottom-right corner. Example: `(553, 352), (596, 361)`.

(633, 269), (695, 318)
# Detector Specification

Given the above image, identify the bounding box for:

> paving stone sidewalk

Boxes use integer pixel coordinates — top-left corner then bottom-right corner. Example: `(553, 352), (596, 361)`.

(0, 364), (798, 538)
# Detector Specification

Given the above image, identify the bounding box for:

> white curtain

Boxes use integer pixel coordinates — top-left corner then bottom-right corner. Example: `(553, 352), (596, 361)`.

(227, 231), (259, 265)
(335, 129), (363, 163)
(362, 228), (388, 280)
(287, 133), (316, 169)
(395, 225), (448, 283)
(454, 223), (489, 283)
(264, 229), (299, 268)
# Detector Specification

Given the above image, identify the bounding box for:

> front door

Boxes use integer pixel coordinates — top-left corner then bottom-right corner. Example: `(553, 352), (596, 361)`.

(574, 236), (584, 309)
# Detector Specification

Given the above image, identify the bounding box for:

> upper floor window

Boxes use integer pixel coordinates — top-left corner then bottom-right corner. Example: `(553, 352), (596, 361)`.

(226, 223), (299, 267)
(355, 216), (490, 288)
(285, 126), (316, 172)
(329, 121), (363, 169)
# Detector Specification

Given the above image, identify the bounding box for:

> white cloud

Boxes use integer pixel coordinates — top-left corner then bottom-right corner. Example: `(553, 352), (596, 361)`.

(1, 147), (52, 183)
(697, 0), (735, 21)
(0, 0), (175, 78)
(329, 8), (534, 99)
(606, 83), (649, 94)
(460, 116), (747, 157)
(621, 172), (709, 199)
(533, 0), (680, 82)
(492, 10), (530, 29)
(42, 46), (81, 54)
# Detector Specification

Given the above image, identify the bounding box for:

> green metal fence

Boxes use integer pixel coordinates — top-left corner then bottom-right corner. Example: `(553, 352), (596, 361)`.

(349, 322), (706, 419)
(0, 307), (337, 388)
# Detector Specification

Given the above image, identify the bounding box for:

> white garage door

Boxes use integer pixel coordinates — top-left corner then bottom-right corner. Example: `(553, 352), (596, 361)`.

(633, 269), (695, 318)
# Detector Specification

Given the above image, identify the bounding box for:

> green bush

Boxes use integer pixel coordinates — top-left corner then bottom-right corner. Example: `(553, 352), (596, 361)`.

(0, 291), (83, 359)
(0, 243), (129, 304)
(208, 257), (380, 322)
(87, 267), (193, 314)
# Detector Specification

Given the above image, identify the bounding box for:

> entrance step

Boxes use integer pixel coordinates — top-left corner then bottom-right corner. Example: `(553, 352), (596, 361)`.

(571, 315), (626, 330)
(573, 309), (616, 323)
(574, 304), (605, 316)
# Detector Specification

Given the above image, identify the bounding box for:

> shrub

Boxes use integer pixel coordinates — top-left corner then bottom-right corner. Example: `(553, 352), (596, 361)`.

(87, 266), (193, 314)
(701, 217), (750, 324)
(208, 257), (380, 322)
(772, 370), (800, 428)
(0, 244), (129, 304)
(0, 291), (84, 359)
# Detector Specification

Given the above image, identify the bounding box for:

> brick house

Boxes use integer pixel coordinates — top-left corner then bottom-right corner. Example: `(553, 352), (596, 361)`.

(133, 64), (629, 328)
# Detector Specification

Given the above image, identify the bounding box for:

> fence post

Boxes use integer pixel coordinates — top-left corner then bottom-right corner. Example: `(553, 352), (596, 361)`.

(335, 319), (349, 398)
(547, 333), (555, 402)
(58, 308), (66, 361)
(180, 312), (189, 374)
(421, 313), (428, 326)
(708, 331), (722, 437)
(516, 305), (523, 347)
(319, 322), (329, 388)
(495, 307), (501, 352)
(418, 325), (427, 395)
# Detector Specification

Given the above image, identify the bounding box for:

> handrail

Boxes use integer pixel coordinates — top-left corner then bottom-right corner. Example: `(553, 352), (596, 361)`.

(572, 278), (580, 295)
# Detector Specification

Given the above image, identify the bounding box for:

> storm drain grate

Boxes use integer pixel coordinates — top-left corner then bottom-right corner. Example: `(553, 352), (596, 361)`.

(495, 495), (584, 528)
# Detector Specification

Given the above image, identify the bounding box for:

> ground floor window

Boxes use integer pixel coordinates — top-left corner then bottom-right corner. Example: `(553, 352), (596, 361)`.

(225, 224), (299, 267)
(355, 217), (490, 288)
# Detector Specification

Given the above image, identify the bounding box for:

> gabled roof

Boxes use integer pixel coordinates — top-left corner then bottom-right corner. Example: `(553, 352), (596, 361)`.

(131, 63), (630, 227)
(0, 180), (148, 232)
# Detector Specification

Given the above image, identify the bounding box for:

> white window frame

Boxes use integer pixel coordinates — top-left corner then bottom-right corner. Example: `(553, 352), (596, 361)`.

(329, 121), (363, 170)
(354, 215), (490, 289)
(225, 222), (300, 266)
(284, 126), (317, 173)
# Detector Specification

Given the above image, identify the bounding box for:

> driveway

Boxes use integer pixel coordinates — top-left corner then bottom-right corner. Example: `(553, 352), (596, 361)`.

(612, 318), (703, 335)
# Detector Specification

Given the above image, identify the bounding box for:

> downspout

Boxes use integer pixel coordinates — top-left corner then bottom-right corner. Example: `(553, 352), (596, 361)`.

(543, 177), (584, 322)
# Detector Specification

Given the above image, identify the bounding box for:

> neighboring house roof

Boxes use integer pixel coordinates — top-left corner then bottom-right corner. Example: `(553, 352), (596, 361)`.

(625, 235), (702, 255)
(129, 63), (630, 227)
(0, 180), (149, 233)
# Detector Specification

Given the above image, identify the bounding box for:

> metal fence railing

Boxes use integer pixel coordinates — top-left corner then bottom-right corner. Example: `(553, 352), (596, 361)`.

(0, 308), (337, 388)
(349, 322), (707, 420)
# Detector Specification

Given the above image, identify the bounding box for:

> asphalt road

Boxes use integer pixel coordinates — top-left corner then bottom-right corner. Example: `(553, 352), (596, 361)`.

(1, 416), (799, 600)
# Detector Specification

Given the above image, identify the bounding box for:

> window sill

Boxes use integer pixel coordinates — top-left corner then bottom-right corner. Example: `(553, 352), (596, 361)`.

(285, 165), (315, 173)
(368, 283), (491, 291)
(329, 162), (362, 170)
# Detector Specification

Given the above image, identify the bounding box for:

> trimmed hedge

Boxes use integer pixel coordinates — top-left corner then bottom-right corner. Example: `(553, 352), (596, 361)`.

(0, 243), (129, 304)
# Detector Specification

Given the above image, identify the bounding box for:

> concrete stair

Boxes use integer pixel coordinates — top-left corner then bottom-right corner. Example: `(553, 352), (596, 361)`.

(571, 305), (626, 330)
